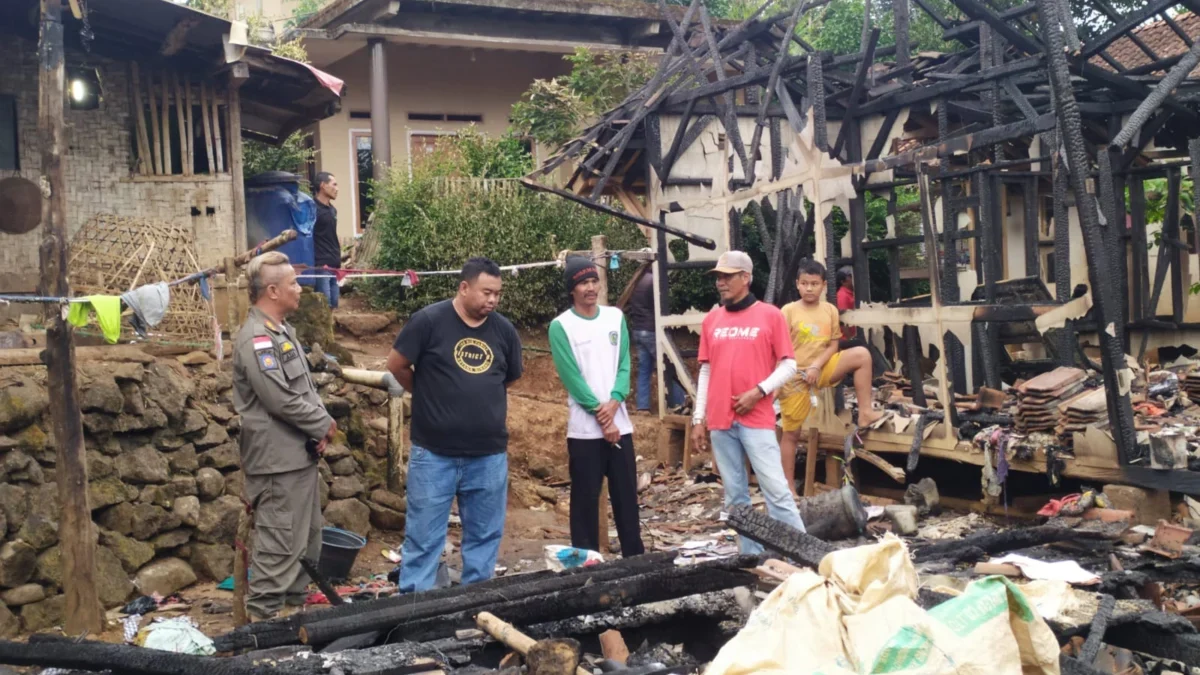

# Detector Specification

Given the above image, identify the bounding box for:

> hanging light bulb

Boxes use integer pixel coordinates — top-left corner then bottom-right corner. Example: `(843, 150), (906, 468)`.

(70, 79), (87, 103)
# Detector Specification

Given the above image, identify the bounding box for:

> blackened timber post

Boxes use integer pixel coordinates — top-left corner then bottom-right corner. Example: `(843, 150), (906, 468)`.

(1036, 0), (1139, 464)
(37, 0), (103, 634)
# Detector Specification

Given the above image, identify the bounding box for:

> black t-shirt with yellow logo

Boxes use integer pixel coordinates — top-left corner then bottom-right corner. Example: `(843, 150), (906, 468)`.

(393, 299), (523, 457)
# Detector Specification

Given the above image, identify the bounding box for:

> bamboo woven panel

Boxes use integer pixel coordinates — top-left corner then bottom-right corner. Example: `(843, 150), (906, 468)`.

(67, 214), (214, 345)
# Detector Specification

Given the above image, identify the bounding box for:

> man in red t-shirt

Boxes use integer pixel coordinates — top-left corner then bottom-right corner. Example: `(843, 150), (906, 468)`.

(836, 266), (856, 340)
(690, 251), (807, 554)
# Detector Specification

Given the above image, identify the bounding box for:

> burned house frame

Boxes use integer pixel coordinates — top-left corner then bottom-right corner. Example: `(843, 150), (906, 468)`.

(524, 0), (1200, 495)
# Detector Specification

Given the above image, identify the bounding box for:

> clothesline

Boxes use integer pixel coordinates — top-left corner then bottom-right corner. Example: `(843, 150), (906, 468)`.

(293, 248), (645, 280)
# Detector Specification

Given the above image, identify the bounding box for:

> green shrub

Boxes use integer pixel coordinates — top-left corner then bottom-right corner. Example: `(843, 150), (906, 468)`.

(363, 140), (645, 326)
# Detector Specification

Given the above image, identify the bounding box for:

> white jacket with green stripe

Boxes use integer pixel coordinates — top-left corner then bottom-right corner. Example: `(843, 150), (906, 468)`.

(548, 305), (633, 440)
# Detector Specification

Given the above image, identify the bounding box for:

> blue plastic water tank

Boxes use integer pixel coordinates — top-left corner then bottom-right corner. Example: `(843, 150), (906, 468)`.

(245, 171), (318, 286)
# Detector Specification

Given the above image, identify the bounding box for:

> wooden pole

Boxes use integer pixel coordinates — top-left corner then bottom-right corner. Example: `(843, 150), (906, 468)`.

(211, 87), (225, 173)
(228, 67), (248, 254)
(147, 69), (163, 175)
(183, 74), (193, 177)
(159, 70), (173, 174)
(233, 506), (253, 627)
(129, 62), (151, 176)
(37, 0), (103, 634)
(591, 235), (611, 555)
(200, 81), (215, 174)
(388, 395), (405, 491)
(476, 612), (591, 675)
(173, 72), (189, 177)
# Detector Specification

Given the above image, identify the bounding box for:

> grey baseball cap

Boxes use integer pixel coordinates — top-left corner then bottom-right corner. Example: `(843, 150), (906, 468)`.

(709, 250), (753, 275)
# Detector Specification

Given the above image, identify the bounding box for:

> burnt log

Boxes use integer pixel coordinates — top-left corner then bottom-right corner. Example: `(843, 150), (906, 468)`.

(0, 639), (275, 675)
(297, 557), (757, 646)
(727, 504), (836, 567)
(912, 526), (1115, 563)
(1079, 594), (1115, 664)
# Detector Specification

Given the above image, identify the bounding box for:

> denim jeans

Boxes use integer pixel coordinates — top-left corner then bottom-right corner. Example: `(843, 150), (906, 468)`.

(311, 274), (340, 309)
(398, 445), (508, 593)
(709, 422), (806, 555)
(633, 330), (685, 411)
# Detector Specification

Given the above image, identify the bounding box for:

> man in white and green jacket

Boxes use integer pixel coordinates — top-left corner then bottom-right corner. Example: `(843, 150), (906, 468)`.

(548, 256), (645, 557)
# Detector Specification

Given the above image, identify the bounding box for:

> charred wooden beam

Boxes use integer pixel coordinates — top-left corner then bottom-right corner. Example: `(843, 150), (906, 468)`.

(522, 180), (716, 249)
(1129, 177), (1149, 320)
(808, 53), (828, 152)
(903, 324), (927, 407)
(832, 27), (880, 158)
(894, 0), (911, 83)
(912, 526), (1115, 563)
(1023, 178), (1040, 279)
(698, 5), (753, 182)
(299, 557), (759, 646)
(863, 114), (1056, 173)
(856, 55), (1044, 117)
(1111, 42), (1200, 153)
(945, 0), (1040, 56)
(0, 638), (268, 675)
(1036, 0), (1138, 465)
(1079, 594), (1116, 665)
(748, 0), (809, 171)
(726, 504), (834, 568)
(1168, 168), (1185, 324)
(911, 0), (952, 29)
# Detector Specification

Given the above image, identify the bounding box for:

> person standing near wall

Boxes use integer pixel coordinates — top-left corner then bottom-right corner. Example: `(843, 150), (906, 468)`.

(233, 251), (337, 620)
(627, 268), (686, 414)
(312, 172), (341, 309)
(385, 257), (523, 592)
(689, 251), (806, 554)
(549, 257), (645, 557)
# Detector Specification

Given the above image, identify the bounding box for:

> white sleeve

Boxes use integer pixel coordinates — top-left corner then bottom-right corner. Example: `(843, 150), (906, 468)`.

(692, 363), (711, 425)
(758, 358), (797, 395)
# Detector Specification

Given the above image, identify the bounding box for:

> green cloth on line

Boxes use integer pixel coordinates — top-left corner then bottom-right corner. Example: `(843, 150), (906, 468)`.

(67, 296), (123, 343)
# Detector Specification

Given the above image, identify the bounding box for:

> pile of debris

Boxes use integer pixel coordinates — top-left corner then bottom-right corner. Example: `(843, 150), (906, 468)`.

(1016, 367), (1088, 434)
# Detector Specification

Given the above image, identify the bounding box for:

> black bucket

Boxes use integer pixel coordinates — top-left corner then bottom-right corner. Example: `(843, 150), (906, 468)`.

(317, 527), (366, 582)
(797, 484), (868, 540)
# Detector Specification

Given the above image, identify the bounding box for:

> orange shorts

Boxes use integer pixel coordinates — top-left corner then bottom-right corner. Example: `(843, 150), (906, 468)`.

(779, 353), (843, 432)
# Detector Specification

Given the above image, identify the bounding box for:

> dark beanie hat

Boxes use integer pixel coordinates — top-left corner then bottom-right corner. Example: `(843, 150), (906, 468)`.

(565, 256), (599, 294)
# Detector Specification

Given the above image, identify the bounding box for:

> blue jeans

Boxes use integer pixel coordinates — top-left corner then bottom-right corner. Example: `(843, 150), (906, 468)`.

(633, 330), (685, 411)
(399, 446), (508, 593)
(710, 422), (806, 555)
(311, 274), (340, 309)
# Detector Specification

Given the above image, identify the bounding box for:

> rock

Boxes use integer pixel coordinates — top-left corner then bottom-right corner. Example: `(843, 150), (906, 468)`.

(527, 455), (555, 481)
(97, 503), (136, 536)
(0, 603), (19, 639)
(196, 495), (242, 545)
(196, 468), (225, 500)
(119, 381), (146, 416)
(151, 428), (184, 451)
(190, 543), (233, 582)
(15, 424), (47, 454)
(80, 376), (124, 414)
(141, 362), (194, 423)
(116, 445), (170, 484)
(330, 475), (365, 500)
(205, 404), (234, 423)
(111, 362), (144, 382)
(101, 530), (155, 573)
(0, 484), (26, 535)
(903, 478), (941, 516)
(334, 312), (395, 337)
(89, 476), (131, 511)
(96, 436), (123, 456)
(199, 443), (239, 470)
(194, 422), (229, 449)
(367, 389), (389, 406)
(369, 489), (406, 513)
(322, 443), (351, 461)
(319, 479), (329, 510)
(534, 485), (558, 504)
(165, 444), (199, 474)
(152, 529), (192, 550)
(178, 351), (213, 366)
(135, 558), (197, 597)
(322, 396), (352, 419)
(180, 410), (207, 435)
(0, 541), (36, 588)
(0, 376), (48, 433)
(20, 594), (64, 632)
(223, 470), (245, 501)
(139, 483), (179, 508)
(131, 504), (181, 541)
(330, 457), (358, 476)
(170, 495), (200, 528)
(367, 417), (389, 433)
(368, 502), (406, 531)
(1, 583), (44, 606)
(885, 505), (920, 536)
(112, 404), (169, 433)
(86, 451), (115, 479)
(16, 514), (57, 551)
(171, 475), (198, 497)
(317, 459), (332, 483)
(95, 546), (133, 608)
(34, 546), (61, 586)
(324, 499), (370, 536)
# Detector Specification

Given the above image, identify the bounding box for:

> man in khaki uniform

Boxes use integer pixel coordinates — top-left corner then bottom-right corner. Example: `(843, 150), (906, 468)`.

(233, 251), (337, 620)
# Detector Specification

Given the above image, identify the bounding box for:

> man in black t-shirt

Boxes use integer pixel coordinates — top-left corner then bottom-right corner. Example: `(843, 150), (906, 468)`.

(312, 172), (341, 308)
(386, 257), (523, 592)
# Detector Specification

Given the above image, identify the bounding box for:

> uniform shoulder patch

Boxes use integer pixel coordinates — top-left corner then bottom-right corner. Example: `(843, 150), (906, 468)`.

(253, 336), (274, 351)
(263, 319), (282, 334)
(258, 349), (280, 371)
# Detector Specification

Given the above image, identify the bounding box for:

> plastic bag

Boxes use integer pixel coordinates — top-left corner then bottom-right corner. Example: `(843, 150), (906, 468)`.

(544, 545), (604, 571)
(135, 617), (216, 656)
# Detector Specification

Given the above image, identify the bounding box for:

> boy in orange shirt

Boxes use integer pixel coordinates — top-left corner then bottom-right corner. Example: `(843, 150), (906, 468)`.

(778, 261), (881, 493)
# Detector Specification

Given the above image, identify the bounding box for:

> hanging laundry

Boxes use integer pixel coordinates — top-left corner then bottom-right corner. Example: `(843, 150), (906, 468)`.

(121, 282), (170, 337)
(197, 276), (212, 302)
(67, 296), (123, 343)
(400, 270), (419, 287)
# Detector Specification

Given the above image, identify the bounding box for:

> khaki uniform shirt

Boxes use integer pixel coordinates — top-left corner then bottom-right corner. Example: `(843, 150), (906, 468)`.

(233, 306), (332, 476)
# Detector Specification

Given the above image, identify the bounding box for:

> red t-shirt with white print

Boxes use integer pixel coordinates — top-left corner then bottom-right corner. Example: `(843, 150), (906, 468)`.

(698, 301), (796, 431)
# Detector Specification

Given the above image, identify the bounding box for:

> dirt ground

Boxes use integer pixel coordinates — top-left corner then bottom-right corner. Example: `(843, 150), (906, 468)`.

(82, 291), (676, 644)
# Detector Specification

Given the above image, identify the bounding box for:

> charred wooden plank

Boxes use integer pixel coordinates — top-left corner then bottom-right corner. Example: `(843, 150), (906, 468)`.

(726, 503), (835, 568)
(0, 638), (274, 675)
(1111, 42), (1200, 152)
(912, 526), (1115, 563)
(808, 53), (828, 152)
(832, 27), (880, 158)
(747, 0), (810, 169)
(1080, 0), (1176, 61)
(1079, 594), (1116, 664)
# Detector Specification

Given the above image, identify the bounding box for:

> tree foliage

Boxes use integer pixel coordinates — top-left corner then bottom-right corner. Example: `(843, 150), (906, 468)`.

(243, 131), (318, 186)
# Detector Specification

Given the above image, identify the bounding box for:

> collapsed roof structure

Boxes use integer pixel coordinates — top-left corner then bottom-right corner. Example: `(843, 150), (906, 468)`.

(524, 0), (1200, 494)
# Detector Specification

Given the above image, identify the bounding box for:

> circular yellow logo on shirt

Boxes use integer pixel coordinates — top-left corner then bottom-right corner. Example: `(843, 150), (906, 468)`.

(454, 338), (494, 374)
